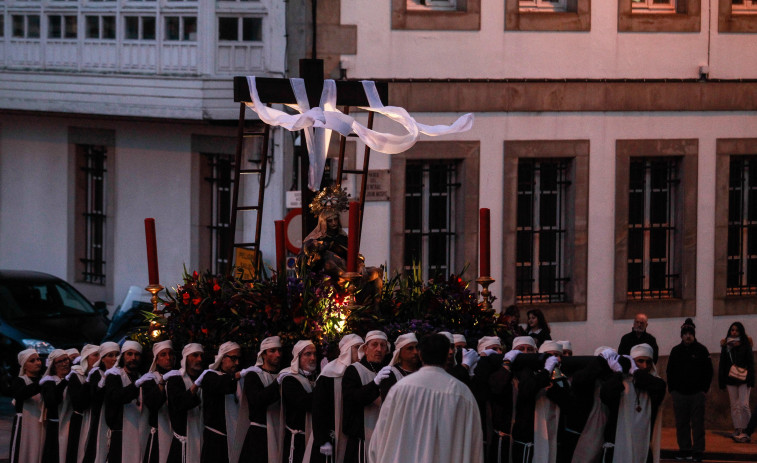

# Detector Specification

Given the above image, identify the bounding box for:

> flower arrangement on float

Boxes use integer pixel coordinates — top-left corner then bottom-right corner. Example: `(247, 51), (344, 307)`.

(131, 265), (512, 361)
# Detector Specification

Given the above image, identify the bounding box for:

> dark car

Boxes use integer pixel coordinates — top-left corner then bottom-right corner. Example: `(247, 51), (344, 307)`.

(0, 270), (109, 393)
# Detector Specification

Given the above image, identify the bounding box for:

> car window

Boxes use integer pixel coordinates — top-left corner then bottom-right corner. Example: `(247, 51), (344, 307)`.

(0, 281), (94, 319)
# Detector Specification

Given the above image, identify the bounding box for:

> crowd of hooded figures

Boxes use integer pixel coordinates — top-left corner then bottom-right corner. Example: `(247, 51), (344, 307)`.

(9, 326), (669, 463)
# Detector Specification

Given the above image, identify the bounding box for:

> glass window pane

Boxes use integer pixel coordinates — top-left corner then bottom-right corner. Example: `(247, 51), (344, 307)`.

(86, 16), (99, 39)
(629, 191), (644, 225)
(65, 16), (77, 39)
(49, 16), (62, 39)
(650, 191), (669, 224)
(540, 192), (557, 227)
(405, 196), (421, 230)
(12, 15), (24, 38)
(516, 230), (532, 263)
(183, 17), (197, 41)
(242, 17), (262, 41)
(28, 15), (40, 38)
(125, 17), (139, 40)
(517, 193), (532, 228)
(649, 228), (667, 259)
(165, 17), (179, 40)
(218, 17), (237, 41)
(404, 233), (421, 268)
(429, 196), (447, 230)
(143, 17), (156, 40)
(102, 16), (115, 39)
(627, 262), (643, 293)
(628, 228), (644, 260)
(428, 233), (447, 267)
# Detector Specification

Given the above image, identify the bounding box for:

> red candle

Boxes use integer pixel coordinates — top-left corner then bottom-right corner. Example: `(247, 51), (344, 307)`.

(275, 220), (286, 276)
(144, 218), (159, 285)
(479, 208), (491, 277)
(347, 202), (360, 273)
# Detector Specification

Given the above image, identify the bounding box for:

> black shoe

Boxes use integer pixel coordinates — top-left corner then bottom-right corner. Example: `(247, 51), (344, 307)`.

(675, 456), (692, 461)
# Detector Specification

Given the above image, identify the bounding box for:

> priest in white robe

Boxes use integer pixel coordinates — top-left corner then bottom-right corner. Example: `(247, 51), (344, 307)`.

(368, 333), (483, 463)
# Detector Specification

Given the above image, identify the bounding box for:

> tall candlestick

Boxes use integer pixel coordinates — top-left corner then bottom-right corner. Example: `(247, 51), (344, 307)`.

(479, 208), (491, 277)
(275, 220), (286, 276)
(144, 218), (159, 285)
(347, 201), (360, 273)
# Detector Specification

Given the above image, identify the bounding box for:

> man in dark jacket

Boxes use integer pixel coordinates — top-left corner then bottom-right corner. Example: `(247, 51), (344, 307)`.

(618, 313), (659, 363)
(666, 318), (713, 462)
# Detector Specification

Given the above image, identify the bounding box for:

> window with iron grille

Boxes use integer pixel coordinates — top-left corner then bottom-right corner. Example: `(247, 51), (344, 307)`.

(203, 153), (235, 275)
(632, 0), (676, 12)
(516, 159), (570, 303)
(733, 0), (757, 13)
(403, 160), (458, 281)
(727, 156), (757, 295)
(627, 158), (680, 300)
(78, 145), (107, 285)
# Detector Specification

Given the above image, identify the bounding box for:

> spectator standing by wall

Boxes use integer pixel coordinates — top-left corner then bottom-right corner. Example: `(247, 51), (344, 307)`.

(666, 318), (712, 462)
(525, 309), (552, 348)
(618, 313), (659, 364)
(719, 321), (754, 438)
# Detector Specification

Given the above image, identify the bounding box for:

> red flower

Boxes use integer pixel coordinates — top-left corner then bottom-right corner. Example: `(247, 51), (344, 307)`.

(182, 293), (190, 303)
(201, 327), (208, 335)
(213, 283), (221, 292)
(192, 271), (199, 280)
(192, 297), (201, 306)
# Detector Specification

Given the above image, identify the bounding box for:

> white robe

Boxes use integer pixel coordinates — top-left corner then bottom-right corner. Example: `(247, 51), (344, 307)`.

(533, 389), (559, 463)
(10, 375), (45, 463)
(571, 382), (608, 463)
(368, 366), (483, 463)
(612, 376), (661, 463)
(109, 368), (149, 463)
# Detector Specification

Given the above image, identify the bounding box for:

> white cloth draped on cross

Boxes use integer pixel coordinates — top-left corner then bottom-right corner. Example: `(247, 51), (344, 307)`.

(245, 76), (475, 191)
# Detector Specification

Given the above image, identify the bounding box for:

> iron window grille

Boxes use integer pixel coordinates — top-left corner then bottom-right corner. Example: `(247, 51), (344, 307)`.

(403, 160), (459, 281)
(516, 159), (570, 303)
(733, 0), (757, 13)
(203, 153), (235, 275)
(727, 156), (757, 295)
(627, 157), (680, 300)
(80, 145), (107, 285)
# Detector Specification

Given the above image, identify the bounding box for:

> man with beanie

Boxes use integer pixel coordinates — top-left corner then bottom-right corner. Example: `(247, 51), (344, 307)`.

(378, 333), (419, 399)
(311, 333), (364, 463)
(239, 336), (283, 463)
(137, 340), (176, 463)
(280, 340), (317, 463)
(102, 340), (146, 463)
(666, 319), (712, 462)
(342, 330), (392, 463)
(196, 341), (243, 463)
(164, 343), (204, 463)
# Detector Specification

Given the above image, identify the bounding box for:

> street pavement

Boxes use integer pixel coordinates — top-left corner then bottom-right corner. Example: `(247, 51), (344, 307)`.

(0, 395), (754, 462)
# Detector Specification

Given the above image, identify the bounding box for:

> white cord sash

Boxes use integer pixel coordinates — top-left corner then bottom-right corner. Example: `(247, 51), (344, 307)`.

(245, 76), (474, 191)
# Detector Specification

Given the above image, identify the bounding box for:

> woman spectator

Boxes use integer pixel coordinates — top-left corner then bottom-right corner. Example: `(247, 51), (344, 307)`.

(719, 322), (754, 438)
(525, 309), (552, 348)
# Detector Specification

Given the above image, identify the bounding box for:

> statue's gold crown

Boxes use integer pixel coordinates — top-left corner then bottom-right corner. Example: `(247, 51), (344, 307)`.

(310, 185), (350, 217)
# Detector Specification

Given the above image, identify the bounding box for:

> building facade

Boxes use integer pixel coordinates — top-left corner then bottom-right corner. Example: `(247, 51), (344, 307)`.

(311, 0), (757, 356)
(0, 0), (292, 308)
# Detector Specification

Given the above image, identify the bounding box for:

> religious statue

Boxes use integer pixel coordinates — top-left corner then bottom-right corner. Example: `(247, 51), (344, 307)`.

(299, 185), (382, 303)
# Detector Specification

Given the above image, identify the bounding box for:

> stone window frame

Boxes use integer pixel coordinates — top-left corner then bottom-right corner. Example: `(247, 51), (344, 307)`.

(614, 139), (698, 320)
(389, 141), (480, 277)
(502, 140), (589, 322)
(67, 127), (116, 304)
(718, 0), (757, 33)
(618, 0), (701, 33)
(713, 138), (757, 316)
(505, 0), (591, 32)
(391, 0), (481, 30)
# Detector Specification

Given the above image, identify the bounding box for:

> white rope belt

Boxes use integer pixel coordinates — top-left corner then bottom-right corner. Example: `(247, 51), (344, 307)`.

(250, 421), (267, 429)
(493, 431), (511, 463)
(48, 418), (59, 422)
(9, 414), (23, 463)
(565, 427), (582, 435)
(173, 432), (188, 463)
(286, 426), (306, 463)
(512, 439), (533, 463)
(204, 425), (227, 436)
(602, 442), (615, 463)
